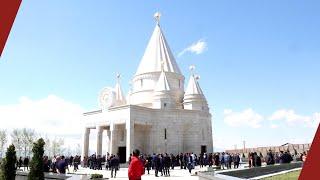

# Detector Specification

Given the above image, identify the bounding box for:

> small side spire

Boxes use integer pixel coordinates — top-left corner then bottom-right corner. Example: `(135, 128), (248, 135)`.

(155, 67), (170, 92)
(185, 65), (203, 95)
(114, 73), (127, 106)
(183, 65), (208, 111)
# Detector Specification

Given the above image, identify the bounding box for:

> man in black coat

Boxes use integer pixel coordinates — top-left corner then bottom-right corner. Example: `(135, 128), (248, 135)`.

(254, 152), (262, 167)
(163, 153), (171, 176)
(154, 154), (160, 177)
(23, 156), (29, 171)
(266, 150), (275, 165)
(179, 153), (184, 169)
(233, 154), (240, 168)
(110, 155), (120, 178)
(281, 151), (293, 163)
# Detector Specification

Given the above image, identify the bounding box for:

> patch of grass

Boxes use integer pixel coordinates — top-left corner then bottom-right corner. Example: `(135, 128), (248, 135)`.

(219, 162), (302, 179)
(262, 170), (301, 180)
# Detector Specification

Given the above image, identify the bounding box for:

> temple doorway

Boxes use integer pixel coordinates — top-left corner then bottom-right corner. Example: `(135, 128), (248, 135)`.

(201, 145), (207, 154)
(118, 146), (126, 163)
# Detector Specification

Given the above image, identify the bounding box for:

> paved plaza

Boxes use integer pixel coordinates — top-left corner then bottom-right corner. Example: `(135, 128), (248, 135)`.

(71, 166), (202, 180)
(64, 164), (248, 180)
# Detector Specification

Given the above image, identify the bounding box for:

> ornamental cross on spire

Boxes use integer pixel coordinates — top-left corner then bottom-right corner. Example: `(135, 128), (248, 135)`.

(154, 12), (161, 25)
(116, 73), (121, 83)
(189, 65), (196, 75)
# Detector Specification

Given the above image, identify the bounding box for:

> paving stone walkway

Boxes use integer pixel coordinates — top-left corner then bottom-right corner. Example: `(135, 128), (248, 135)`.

(72, 166), (201, 179)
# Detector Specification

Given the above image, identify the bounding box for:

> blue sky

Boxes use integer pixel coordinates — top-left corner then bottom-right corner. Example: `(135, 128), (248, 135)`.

(0, 0), (319, 150)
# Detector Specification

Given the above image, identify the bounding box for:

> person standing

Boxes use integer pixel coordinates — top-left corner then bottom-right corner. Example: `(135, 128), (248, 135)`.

(154, 154), (160, 177)
(187, 153), (194, 174)
(170, 154), (175, 170)
(57, 156), (68, 174)
(146, 155), (152, 174)
(302, 151), (307, 164)
(234, 154), (240, 168)
(179, 153), (184, 169)
(266, 150), (275, 165)
(18, 157), (23, 169)
(164, 153), (171, 176)
(110, 155), (120, 178)
(23, 156), (29, 171)
(128, 149), (145, 180)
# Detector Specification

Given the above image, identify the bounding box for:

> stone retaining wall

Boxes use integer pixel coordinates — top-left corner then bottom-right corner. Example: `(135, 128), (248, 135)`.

(226, 143), (310, 157)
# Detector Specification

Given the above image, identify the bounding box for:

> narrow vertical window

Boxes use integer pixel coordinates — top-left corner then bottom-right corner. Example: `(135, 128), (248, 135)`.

(164, 128), (167, 140)
(178, 80), (181, 88)
(140, 79), (143, 87)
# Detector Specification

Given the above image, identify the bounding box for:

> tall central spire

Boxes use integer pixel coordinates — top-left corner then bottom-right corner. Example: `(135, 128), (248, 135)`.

(135, 12), (182, 75)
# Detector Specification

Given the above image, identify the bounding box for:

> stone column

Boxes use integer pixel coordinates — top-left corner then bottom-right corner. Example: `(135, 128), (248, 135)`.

(82, 128), (90, 161)
(126, 121), (134, 162)
(106, 129), (110, 155)
(96, 126), (103, 156)
(109, 123), (115, 154)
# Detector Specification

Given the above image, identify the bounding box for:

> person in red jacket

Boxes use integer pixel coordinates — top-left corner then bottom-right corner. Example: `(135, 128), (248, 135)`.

(128, 149), (145, 180)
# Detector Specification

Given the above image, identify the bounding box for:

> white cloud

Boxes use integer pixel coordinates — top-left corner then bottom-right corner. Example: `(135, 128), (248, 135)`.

(268, 109), (320, 127)
(0, 95), (85, 146)
(270, 124), (279, 129)
(223, 108), (263, 128)
(310, 112), (320, 127)
(178, 39), (207, 57)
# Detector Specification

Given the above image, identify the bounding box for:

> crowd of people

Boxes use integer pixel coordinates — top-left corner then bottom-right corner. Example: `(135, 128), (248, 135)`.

(16, 155), (81, 174)
(11, 149), (307, 178)
(134, 152), (242, 176)
(247, 150), (308, 167)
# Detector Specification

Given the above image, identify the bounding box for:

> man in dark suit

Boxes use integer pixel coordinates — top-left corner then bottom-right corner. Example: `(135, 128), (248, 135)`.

(110, 155), (120, 178)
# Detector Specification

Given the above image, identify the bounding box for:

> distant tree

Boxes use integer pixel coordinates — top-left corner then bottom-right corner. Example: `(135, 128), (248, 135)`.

(51, 138), (64, 156)
(0, 144), (17, 180)
(75, 143), (81, 155)
(10, 129), (23, 157)
(43, 137), (51, 157)
(11, 128), (36, 157)
(28, 138), (45, 180)
(21, 128), (36, 157)
(0, 130), (7, 158)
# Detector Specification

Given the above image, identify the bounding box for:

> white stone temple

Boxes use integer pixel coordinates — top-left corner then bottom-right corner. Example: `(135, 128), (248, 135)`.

(82, 12), (213, 163)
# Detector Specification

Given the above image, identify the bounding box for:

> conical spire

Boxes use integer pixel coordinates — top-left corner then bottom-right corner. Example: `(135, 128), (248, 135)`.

(183, 65), (208, 111)
(153, 61), (174, 109)
(114, 74), (126, 106)
(185, 75), (203, 95)
(155, 61), (171, 92)
(185, 65), (204, 95)
(135, 12), (182, 75)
